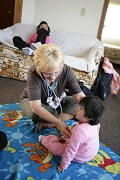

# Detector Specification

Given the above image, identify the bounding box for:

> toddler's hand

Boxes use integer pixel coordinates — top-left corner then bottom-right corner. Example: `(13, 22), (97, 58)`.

(57, 165), (65, 172)
(58, 136), (66, 143)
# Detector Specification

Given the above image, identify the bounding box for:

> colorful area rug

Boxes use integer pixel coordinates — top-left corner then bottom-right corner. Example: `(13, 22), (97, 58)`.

(0, 103), (120, 180)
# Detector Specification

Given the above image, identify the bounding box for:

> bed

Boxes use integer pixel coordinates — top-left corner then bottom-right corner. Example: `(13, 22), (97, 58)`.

(104, 43), (120, 65)
(0, 103), (120, 179)
(0, 23), (104, 89)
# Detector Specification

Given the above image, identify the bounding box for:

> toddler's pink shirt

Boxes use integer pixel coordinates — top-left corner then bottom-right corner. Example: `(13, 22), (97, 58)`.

(41, 123), (99, 169)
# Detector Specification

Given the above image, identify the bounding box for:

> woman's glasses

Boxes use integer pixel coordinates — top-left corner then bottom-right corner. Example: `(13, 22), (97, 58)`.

(42, 72), (61, 78)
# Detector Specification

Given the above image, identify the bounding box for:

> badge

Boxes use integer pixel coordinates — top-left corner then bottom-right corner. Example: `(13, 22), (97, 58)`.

(47, 96), (53, 103)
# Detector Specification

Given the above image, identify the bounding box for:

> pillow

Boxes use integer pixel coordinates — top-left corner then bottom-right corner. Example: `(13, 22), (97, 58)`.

(0, 23), (36, 46)
(51, 30), (99, 57)
(13, 23), (36, 42)
(0, 30), (5, 41)
(0, 28), (13, 44)
(64, 55), (88, 72)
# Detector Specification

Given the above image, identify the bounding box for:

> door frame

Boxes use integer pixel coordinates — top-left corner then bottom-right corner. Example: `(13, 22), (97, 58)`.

(97, 0), (110, 40)
(14, 0), (23, 24)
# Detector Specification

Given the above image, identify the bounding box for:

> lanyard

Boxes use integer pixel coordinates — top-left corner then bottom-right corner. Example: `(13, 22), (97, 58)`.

(46, 81), (58, 97)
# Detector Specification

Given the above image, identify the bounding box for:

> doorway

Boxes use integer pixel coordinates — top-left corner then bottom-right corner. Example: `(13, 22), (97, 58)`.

(0, 0), (23, 29)
(102, 0), (120, 46)
(98, 0), (120, 65)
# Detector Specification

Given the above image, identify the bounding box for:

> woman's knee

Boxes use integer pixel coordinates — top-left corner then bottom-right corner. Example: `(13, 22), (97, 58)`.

(20, 98), (33, 119)
(20, 98), (58, 123)
(62, 96), (79, 115)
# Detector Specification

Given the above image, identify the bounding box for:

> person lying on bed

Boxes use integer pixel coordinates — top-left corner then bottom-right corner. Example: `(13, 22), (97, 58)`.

(20, 43), (85, 138)
(13, 21), (51, 55)
(38, 96), (104, 172)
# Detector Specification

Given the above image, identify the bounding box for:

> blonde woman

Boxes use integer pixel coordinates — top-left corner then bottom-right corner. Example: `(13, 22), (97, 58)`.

(20, 43), (85, 138)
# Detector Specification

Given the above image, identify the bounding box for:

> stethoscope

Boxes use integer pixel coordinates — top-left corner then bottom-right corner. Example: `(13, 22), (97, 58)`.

(41, 74), (58, 97)
(41, 75), (64, 122)
(46, 81), (58, 98)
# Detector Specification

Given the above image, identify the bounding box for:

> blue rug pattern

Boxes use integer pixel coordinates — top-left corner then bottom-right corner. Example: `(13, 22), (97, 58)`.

(0, 103), (120, 180)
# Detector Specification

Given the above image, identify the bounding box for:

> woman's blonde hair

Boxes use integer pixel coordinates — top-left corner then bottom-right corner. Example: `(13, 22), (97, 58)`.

(33, 43), (64, 75)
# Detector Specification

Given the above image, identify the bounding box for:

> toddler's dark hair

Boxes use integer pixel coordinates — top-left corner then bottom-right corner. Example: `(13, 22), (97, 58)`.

(79, 96), (104, 125)
(37, 21), (50, 34)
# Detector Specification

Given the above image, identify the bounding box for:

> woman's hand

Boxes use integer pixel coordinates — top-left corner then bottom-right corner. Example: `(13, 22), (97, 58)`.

(57, 164), (65, 172)
(58, 121), (71, 138)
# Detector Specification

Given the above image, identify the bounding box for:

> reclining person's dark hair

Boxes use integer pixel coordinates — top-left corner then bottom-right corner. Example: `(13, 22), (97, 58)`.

(37, 21), (50, 35)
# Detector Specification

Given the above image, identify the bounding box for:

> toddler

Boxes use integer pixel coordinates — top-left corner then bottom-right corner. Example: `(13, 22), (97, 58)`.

(38, 96), (104, 172)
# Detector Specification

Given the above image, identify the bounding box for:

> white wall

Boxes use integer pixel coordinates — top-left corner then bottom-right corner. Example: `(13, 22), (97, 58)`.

(21, 0), (36, 25)
(21, 0), (104, 37)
